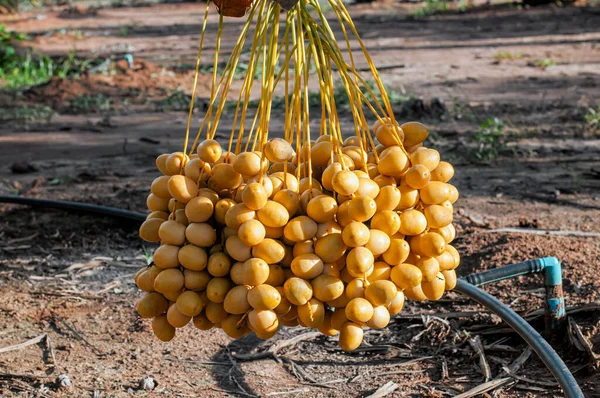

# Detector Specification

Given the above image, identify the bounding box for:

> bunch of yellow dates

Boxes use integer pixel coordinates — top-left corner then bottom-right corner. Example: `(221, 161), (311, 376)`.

(135, 120), (459, 351)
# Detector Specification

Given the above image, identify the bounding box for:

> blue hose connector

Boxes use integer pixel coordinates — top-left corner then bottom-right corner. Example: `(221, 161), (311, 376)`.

(461, 256), (567, 342)
(540, 257), (566, 342)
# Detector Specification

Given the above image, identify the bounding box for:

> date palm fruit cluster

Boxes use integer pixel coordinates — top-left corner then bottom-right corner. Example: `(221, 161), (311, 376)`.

(136, 118), (460, 350)
(133, 0), (460, 350)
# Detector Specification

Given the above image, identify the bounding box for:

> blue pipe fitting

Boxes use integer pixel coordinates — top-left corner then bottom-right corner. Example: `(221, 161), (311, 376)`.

(540, 257), (566, 342)
(461, 256), (567, 342)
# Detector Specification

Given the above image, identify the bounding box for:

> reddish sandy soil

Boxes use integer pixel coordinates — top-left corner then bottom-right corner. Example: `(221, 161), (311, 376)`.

(1, 1), (600, 397)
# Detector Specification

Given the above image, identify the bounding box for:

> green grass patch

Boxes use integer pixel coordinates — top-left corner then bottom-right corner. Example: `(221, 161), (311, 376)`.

(67, 94), (113, 114)
(412, 0), (473, 19)
(0, 0), (42, 13)
(535, 59), (556, 69)
(0, 24), (26, 65)
(0, 51), (96, 89)
(0, 105), (55, 123)
(153, 88), (192, 112)
(1, 24), (97, 89)
(413, 0), (448, 18)
(493, 51), (522, 61)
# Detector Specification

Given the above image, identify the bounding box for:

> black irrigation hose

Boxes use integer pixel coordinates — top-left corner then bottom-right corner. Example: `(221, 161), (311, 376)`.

(0, 195), (584, 397)
(0, 195), (147, 223)
(454, 279), (584, 398)
(462, 258), (545, 287)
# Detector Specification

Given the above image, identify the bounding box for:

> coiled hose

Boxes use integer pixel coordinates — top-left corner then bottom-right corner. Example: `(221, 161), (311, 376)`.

(0, 195), (585, 397)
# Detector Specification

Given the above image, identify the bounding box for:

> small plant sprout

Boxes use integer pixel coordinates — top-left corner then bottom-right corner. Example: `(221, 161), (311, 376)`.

(585, 106), (600, 133)
(535, 59), (556, 69)
(470, 118), (516, 162)
(493, 51), (522, 62)
(141, 246), (153, 266)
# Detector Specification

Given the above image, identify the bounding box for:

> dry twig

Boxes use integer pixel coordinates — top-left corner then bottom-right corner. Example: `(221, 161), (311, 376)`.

(454, 377), (513, 398)
(441, 357), (449, 380)
(5, 232), (39, 245)
(44, 335), (57, 367)
(52, 315), (103, 356)
(283, 357), (339, 390)
(226, 352), (255, 397)
(29, 291), (104, 300)
(524, 302), (600, 320)
(0, 372), (54, 379)
(515, 384), (550, 393)
(0, 334), (47, 354)
(510, 374), (558, 387)
(376, 369), (427, 377)
(266, 388), (311, 396)
(399, 311), (494, 320)
(568, 317), (600, 363)
(468, 336), (492, 381)
(232, 332), (320, 361)
(475, 227), (600, 238)
(164, 358), (231, 366)
(504, 346), (532, 375)
(456, 346), (533, 397)
(207, 386), (256, 397)
(366, 381), (398, 398)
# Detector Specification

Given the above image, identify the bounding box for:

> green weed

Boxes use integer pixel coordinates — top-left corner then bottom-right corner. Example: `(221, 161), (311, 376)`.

(413, 0), (448, 18)
(448, 100), (475, 122)
(493, 51), (522, 61)
(57, 28), (85, 39)
(470, 118), (513, 161)
(0, 0), (40, 13)
(153, 88), (192, 111)
(457, 0), (471, 12)
(0, 24), (27, 66)
(1, 51), (95, 89)
(141, 246), (153, 265)
(535, 59), (556, 69)
(48, 176), (75, 186)
(67, 94), (113, 114)
(1, 53), (59, 88)
(0, 105), (55, 123)
(412, 0), (474, 18)
(0, 0), (91, 12)
(584, 106), (600, 132)
(1, 25), (98, 89)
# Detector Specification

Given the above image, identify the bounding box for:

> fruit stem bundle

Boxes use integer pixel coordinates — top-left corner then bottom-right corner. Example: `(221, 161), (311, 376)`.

(181, 0), (407, 166)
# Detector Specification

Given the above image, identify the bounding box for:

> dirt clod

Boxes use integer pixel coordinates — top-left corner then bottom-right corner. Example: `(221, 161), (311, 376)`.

(138, 376), (156, 390)
(10, 161), (38, 174)
(56, 374), (71, 389)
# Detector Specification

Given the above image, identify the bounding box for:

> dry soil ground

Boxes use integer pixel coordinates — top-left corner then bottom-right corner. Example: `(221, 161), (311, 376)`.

(0, 1), (599, 397)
